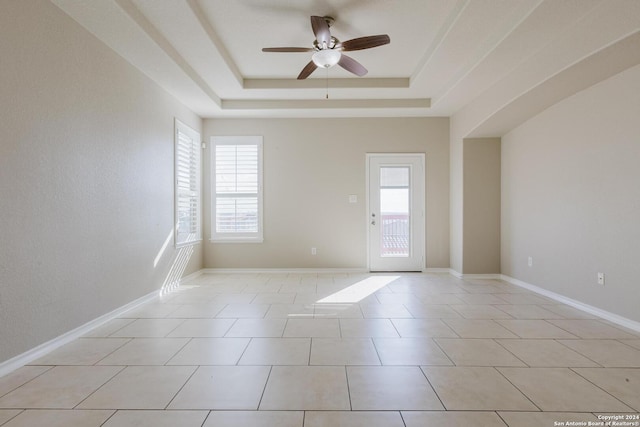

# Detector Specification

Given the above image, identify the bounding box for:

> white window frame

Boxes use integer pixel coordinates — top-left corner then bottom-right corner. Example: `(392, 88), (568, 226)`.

(211, 136), (264, 243)
(174, 119), (202, 247)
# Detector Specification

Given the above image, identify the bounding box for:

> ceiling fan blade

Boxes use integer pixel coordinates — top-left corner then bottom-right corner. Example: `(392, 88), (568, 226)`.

(338, 54), (367, 77)
(297, 60), (318, 80)
(262, 47), (314, 53)
(311, 15), (331, 46)
(341, 34), (390, 51)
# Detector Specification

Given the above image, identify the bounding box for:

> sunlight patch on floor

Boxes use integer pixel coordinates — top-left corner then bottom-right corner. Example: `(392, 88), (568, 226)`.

(315, 276), (399, 304)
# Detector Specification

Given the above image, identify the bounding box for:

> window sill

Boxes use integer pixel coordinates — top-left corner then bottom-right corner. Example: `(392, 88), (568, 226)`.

(175, 238), (202, 249)
(210, 238), (264, 244)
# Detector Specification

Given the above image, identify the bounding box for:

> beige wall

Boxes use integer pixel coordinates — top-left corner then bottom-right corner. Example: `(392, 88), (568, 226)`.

(449, 130), (501, 275)
(0, 0), (202, 363)
(203, 118), (450, 269)
(463, 138), (501, 274)
(502, 64), (640, 322)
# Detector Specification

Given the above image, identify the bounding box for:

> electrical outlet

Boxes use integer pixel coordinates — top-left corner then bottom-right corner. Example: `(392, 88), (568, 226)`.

(528, 256), (533, 267)
(311, 247), (317, 255)
(597, 272), (605, 285)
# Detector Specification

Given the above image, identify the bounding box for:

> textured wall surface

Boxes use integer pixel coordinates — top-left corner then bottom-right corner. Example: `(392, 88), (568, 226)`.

(463, 138), (501, 274)
(203, 118), (450, 269)
(502, 64), (640, 322)
(0, 0), (202, 363)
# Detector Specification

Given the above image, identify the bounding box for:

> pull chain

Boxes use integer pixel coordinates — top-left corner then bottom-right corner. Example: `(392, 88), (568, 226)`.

(326, 67), (329, 99)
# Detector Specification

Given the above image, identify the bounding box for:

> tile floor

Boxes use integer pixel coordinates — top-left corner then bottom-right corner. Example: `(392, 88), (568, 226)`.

(0, 273), (639, 426)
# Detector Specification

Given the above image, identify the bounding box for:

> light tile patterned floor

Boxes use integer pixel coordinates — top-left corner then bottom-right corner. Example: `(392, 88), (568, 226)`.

(0, 273), (639, 426)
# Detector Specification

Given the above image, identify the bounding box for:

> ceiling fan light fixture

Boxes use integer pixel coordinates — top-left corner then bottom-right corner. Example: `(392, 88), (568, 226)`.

(312, 49), (341, 68)
(263, 15), (390, 79)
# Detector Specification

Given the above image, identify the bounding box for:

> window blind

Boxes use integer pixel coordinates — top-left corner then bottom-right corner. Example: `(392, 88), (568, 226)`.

(212, 137), (263, 241)
(175, 121), (201, 246)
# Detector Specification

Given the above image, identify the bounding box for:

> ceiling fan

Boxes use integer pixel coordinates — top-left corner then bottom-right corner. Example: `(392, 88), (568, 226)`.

(262, 15), (390, 80)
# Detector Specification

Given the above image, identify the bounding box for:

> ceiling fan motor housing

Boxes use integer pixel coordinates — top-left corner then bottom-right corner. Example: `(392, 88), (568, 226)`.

(322, 16), (335, 27)
(313, 36), (340, 51)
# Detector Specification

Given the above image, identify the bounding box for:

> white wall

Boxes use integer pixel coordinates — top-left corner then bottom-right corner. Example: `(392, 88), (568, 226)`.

(502, 64), (640, 322)
(448, 125), (464, 274)
(0, 0), (202, 363)
(203, 118), (450, 269)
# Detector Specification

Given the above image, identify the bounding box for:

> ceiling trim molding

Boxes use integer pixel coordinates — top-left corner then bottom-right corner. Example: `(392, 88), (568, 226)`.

(221, 98), (431, 110)
(114, 0), (221, 105)
(243, 78), (410, 90)
(432, 0), (544, 106)
(410, 0), (469, 84)
(186, 0), (243, 87)
(467, 30), (640, 138)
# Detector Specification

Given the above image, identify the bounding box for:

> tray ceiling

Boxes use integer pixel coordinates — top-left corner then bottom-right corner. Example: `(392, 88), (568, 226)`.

(52, 0), (640, 122)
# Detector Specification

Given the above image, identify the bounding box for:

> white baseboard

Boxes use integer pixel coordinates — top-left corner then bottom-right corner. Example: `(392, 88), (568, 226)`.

(0, 269), (202, 378)
(178, 269), (204, 283)
(461, 274), (503, 280)
(423, 268), (451, 274)
(0, 270), (203, 377)
(202, 267), (369, 274)
(204, 267), (452, 275)
(449, 270), (502, 280)
(500, 274), (640, 333)
(0, 290), (158, 378)
(449, 269), (462, 278)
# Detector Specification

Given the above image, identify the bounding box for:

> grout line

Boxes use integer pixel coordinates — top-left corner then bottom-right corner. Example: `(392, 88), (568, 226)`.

(0, 366), (55, 400)
(235, 337), (252, 366)
(539, 318), (580, 338)
(493, 366), (542, 412)
(494, 411), (510, 427)
(431, 337), (456, 366)
(569, 366), (636, 411)
(491, 338), (531, 368)
(97, 409), (118, 427)
(399, 410), (408, 427)
(199, 411), (212, 427)
(553, 339), (605, 367)
(72, 365), (127, 409)
(370, 337), (384, 366)
(163, 365), (199, 410)
(388, 318), (403, 338)
(222, 318), (240, 337)
(105, 318), (136, 337)
(419, 365), (447, 410)
(163, 319), (188, 338)
(344, 365), (352, 411)
(256, 365), (273, 410)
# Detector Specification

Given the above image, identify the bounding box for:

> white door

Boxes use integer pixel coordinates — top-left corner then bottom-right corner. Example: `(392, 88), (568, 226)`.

(367, 154), (425, 272)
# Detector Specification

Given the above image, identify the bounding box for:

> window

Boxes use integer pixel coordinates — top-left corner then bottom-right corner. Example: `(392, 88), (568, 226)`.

(211, 136), (263, 242)
(174, 119), (201, 246)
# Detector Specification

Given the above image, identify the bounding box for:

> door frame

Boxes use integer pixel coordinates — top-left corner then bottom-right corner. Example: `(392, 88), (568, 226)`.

(365, 153), (426, 272)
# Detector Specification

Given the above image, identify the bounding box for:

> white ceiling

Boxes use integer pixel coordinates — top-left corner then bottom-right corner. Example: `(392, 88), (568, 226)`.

(53, 0), (640, 126)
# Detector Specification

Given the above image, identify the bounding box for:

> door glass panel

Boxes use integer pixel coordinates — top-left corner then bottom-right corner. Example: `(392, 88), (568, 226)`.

(380, 167), (410, 257)
(380, 167), (409, 187)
